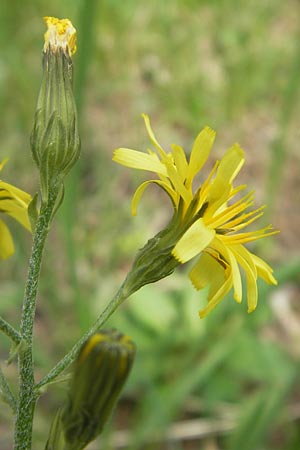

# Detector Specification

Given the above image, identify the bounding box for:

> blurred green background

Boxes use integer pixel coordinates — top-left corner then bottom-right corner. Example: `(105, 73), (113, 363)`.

(1, 0), (300, 449)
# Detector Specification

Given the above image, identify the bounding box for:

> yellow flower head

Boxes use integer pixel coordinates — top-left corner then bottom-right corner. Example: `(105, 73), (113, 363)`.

(43, 16), (77, 56)
(0, 159), (32, 259)
(113, 115), (278, 317)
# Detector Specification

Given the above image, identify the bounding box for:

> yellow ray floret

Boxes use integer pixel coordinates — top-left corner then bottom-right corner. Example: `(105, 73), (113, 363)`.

(0, 160), (32, 259)
(113, 115), (279, 317)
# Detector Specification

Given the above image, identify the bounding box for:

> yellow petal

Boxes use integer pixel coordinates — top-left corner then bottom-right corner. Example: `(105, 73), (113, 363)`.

(224, 205), (265, 231)
(221, 226), (278, 245)
(172, 218), (215, 263)
(206, 144), (245, 214)
(1, 202), (31, 230)
(231, 245), (258, 313)
(211, 238), (242, 304)
(186, 126), (216, 187)
(141, 114), (167, 158)
(199, 270), (232, 318)
(164, 159), (193, 206)
(131, 180), (177, 216)
(197, 160), (219, 210)
(205, 191), (254, 229)
(217, 144), (245, 184)
(189, 251), (224, 290)
(250, 253), (277, 285)
(0, 181), (31, 230)
(190, 249), (232, 317)
(0, 220), (14, 259)
(113, 148), (167, 176)
(0, 181), (31, 207)
(226, 248), (242, 303)
(171, 144), (189, 182)
(0, 158), (8, 171)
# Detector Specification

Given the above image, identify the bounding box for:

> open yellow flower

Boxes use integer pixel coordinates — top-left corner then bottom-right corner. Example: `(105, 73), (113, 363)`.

(113, 115), (278, 317)
(0, 159), (31, 259)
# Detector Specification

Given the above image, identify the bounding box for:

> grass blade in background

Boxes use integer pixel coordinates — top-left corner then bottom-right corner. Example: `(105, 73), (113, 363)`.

(59, 0), (98, 331)
(227, 366), (298, 450)
(265, 30), (300, 219)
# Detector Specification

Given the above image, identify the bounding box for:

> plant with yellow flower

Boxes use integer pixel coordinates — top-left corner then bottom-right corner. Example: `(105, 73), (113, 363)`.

(113, 114), (278, 317)
(0, 15), (279, 450)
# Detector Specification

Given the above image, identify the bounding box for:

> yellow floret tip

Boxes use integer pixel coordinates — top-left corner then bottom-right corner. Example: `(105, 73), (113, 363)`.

(43, 16), (77, 56)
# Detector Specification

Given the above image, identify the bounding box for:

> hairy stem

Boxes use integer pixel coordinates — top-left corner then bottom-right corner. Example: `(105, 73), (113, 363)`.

(36, 282), (128, 391)
(14, 187), (59, 450)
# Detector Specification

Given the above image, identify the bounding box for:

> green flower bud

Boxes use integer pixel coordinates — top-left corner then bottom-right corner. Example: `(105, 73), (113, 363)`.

(31, 17), (80, 203)
(61, 330), (135, 450)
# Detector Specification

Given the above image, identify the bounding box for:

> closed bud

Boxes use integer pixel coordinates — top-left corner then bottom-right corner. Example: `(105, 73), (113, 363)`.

(31, 17), (80, 203)
(61, 330), (135, 450)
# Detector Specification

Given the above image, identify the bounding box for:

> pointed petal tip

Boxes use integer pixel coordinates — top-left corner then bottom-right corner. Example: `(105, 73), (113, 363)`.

(131, 207), (138, 217)
(198, 310), (206, 319)
(233, 142), (245, 154)
(247, 305), (257, 314)
(141, 113), (150, 127)
(233, 293), (242, 304)
(203, 126), (217, 137)
(0, 157), (9, 171)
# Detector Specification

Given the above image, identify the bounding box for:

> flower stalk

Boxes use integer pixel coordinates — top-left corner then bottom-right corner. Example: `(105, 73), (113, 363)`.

(14, 16), (81, 449)
(36, 282), (128, 391)
(14, 184), (60, 450)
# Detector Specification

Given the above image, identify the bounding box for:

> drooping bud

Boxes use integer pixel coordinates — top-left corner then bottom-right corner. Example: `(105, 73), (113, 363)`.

(59, 330), (135, 450)
(31, 17), (80, 204)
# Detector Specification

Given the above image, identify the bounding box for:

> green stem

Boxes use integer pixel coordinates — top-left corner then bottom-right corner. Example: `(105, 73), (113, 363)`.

(0, 316), (21, 345)
(35, 282), (128, 391)
(13, 186), (59, 450)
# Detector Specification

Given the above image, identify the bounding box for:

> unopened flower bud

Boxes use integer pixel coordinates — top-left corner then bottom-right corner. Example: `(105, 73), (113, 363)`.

(61, 330), (135, 450)
(31, 17), (80, 203)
